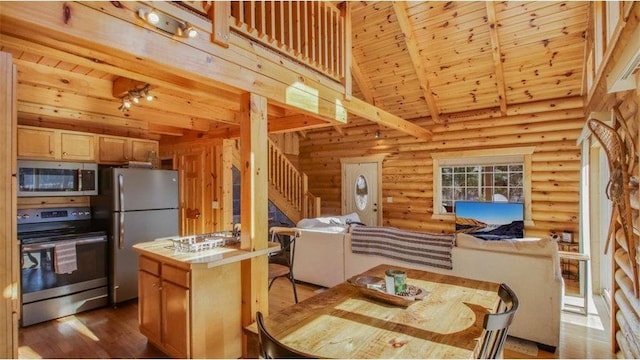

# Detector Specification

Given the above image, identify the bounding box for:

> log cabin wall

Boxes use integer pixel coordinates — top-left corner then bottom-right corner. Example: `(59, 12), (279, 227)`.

(299, 95), (584, 239)
(584, 2), (639, 357)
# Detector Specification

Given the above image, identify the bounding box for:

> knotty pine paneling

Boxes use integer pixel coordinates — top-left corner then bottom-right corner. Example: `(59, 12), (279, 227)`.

(579, 2), (638, 356)
(299, 96), (584, 239)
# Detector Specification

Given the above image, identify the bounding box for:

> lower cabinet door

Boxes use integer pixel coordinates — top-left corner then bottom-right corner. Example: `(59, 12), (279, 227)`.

(138, 271), (162, 345)
(162, 281), (190, 359)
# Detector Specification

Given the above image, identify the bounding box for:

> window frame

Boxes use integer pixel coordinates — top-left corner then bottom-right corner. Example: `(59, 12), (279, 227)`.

(431, 146), (535, 226)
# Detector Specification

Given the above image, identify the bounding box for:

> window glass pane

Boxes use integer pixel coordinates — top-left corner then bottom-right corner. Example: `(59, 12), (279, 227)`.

(467, 188), (479, 200)
(354, 175), (369, 211)
(442, 173), (453, 186)
(509, 164), (523, 172)
(494, 187), (508, 201)
(454, 166), (466, 173)
(442, 187), (453, 201)
(495, 172), (508, 186)
(509, 173), (523, 187)
(495, 165), (508, 172)
(454, 173), (466, 186)
(483, 165), (494, 173)
(467, 173), (478, 186)
(455, 188), (465, 200)
(510, 187), (523, 202)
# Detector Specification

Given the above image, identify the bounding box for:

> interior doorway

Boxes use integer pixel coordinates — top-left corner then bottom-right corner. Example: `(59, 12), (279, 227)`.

(341, 156), (384, 226)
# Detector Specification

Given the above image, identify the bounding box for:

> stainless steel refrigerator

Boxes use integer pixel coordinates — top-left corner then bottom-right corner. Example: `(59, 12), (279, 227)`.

(92, 167), (179, 304)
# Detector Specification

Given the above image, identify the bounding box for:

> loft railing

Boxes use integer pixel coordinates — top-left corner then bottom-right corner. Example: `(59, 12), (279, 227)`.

(268, 138), (321, 220)
(177, 1), (349, 85)
(230, 1), (347, 83)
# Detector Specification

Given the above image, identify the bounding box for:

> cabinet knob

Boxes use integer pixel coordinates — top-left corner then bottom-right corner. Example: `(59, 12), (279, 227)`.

(49, 151), (54, 155)
(62, 152), (67, 155)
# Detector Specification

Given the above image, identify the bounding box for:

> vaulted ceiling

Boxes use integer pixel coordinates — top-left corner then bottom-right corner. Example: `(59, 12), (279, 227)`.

(350, 1), (589, 125)
(0, 1), (589, 139)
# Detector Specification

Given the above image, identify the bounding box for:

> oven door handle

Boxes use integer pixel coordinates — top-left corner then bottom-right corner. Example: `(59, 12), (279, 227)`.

(22, 236), (107, 252)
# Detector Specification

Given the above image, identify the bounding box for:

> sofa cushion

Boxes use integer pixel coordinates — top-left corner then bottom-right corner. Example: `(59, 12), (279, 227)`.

(456, 232), (557, 255)
(455, 233), (561, 278)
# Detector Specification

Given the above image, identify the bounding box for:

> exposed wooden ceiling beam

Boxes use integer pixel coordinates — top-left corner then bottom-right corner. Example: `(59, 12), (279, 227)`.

(486, 2), (508, 116)
(346, 97), (432, 139)
(268, 114), (334, 134)
(350, 55), (376, 105)
(392, 1), (441, 123)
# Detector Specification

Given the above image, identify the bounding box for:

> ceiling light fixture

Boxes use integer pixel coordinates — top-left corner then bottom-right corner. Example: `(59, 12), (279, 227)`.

(137, 7), (198, 39)
(138, 8), (160, 25)
(118, 84), (153, 112)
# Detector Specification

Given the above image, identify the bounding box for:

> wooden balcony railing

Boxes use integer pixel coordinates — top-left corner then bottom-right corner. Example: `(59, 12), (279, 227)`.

(178, 1), (349, 85)
(230, 1), (347, 83)
(268, 138), (321, 220)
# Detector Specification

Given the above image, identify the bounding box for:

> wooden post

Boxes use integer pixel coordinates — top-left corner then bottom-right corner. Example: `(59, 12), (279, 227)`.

(210, 1), (230, 48)
(0, 51), (18, 358)
(239, 93), (269, 356)
(342, 2), (352, 100)
(221, 139), (234, 231)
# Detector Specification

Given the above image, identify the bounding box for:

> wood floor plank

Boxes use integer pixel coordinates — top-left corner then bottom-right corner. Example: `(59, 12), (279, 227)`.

(18, 278), (613, 359)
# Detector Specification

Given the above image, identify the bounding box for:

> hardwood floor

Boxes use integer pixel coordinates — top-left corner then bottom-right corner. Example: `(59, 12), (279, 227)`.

(18, 278), (614, 359)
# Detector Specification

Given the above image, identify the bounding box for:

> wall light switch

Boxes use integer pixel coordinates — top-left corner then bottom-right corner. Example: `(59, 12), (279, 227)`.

(212, 201), (219, 209)
(387, 197), (393, 203)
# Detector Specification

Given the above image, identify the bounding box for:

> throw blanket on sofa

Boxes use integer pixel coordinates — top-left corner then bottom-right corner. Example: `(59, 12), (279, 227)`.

(350, 226), (455, 270)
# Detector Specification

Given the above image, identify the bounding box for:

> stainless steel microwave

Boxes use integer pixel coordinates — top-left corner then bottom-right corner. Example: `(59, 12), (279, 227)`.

(17, 160), (98, 197)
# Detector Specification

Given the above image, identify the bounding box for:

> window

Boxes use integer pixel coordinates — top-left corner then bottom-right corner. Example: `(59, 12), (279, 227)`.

(431, 147), (534, 224)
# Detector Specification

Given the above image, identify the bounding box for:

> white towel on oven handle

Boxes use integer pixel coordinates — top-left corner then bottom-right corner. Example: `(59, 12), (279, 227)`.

(54, 240), (78, 274)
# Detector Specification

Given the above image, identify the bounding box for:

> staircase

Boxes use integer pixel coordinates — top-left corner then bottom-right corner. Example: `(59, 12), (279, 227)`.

(267, 139), (321, 223)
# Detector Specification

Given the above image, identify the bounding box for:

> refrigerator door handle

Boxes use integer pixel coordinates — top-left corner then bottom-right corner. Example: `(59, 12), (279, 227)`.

(118, 174), (125, 212)
(119, 212), (125, 250)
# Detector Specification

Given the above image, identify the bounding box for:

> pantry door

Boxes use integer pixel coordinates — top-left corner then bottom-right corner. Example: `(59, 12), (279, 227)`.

(342, 156), (384, 226)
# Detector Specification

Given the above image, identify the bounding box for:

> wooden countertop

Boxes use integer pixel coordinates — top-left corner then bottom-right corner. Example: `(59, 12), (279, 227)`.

(133, 239), (280, 269)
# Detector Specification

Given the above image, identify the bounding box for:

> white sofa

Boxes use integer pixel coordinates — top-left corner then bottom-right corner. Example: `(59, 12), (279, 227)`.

(292, 220), (563, 352)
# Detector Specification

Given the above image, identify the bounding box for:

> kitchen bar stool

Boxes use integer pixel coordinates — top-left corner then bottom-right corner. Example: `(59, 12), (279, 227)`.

(268, 227), (300, 303)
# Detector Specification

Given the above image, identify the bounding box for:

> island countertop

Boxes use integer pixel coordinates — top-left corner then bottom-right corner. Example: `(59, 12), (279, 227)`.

(133, 239), (280, 269)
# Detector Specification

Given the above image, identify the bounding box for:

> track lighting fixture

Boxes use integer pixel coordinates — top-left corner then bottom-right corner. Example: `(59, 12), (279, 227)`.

(138, 8), (160, 25)
(118, 84), (153, 112)
(137, 7), (198, 39)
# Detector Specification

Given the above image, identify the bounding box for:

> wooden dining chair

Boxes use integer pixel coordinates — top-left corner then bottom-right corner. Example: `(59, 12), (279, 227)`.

(256, 311), (314, 359)
(477, 283), (520, 359)
(268, 226), (300, 303)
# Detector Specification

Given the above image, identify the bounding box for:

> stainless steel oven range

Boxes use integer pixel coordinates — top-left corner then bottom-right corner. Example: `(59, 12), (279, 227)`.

(17, 206), (108, 326)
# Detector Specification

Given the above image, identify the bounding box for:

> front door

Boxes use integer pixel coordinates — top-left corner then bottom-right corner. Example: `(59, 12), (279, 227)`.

(343, 161), (379, 226)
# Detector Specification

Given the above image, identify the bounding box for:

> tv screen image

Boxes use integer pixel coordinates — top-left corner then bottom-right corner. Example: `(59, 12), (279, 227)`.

(455, 201), (524, 240)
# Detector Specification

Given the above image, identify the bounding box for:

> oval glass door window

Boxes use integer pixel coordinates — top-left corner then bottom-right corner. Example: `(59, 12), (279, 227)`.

(354, 175), (369, 211)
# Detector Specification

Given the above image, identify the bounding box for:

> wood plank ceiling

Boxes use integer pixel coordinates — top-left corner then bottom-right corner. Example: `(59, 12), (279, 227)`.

(350, 1), (588, 125)
(0, 1), (589, 140)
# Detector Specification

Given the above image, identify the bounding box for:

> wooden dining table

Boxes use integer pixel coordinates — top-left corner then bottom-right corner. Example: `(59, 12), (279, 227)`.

(257, 264), (502, 358)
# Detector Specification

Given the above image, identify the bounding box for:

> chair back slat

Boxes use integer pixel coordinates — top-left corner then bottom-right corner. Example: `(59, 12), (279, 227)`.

(478, 283), (519, 359)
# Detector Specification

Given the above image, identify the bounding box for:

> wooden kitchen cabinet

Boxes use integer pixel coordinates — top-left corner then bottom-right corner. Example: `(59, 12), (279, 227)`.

(97, 135), (158, 165)
(137, 256), (191, 359)
(17, 126), (94, 161)
(59, 132), (94, 161)
(17, 127), (58, 160)
(134, 242), (248, 359)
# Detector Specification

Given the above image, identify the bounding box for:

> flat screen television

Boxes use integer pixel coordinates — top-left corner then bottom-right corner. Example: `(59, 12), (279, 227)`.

(455, 201), (524, 240)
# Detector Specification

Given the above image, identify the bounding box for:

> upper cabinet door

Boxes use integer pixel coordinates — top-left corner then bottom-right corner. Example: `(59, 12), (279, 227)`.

(60, 132), (95, 161)
(17, 127), (59, 160)
(98, 136), (130, 163)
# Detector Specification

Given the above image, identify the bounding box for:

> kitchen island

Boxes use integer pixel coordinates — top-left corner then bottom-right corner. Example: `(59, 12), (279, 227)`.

(133, 239), (279, 359)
